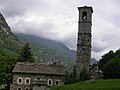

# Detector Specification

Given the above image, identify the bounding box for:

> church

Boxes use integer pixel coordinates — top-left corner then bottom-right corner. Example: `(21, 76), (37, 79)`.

(11, 62), (65, 90)
(11, 5), (93, 90)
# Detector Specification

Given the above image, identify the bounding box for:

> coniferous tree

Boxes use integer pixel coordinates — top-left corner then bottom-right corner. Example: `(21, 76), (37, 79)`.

(18, 43), (35, 63)
(65, 65), (77, 84)
(72, 65), (77, 83)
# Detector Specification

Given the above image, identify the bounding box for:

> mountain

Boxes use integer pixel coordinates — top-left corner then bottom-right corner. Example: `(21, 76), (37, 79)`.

(0, 13), (21, 51)
(16, 33), (75, 70)
(16, 33), (97, 65)
(0, 13), (74, 70)
(90, 58), (98, 65)
(16, 33), (76, 60)
(0, 13), (97, 71)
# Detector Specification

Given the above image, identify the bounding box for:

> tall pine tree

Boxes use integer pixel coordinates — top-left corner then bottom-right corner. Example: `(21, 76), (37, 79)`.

(18, 43), (35, 63)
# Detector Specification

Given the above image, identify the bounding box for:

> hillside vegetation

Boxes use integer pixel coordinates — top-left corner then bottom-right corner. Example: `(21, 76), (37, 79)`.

(98, 49), (120, 79)
(50, 79), (120, 90)
(16, 33), (98, 70)
(0, 13), (22, 51)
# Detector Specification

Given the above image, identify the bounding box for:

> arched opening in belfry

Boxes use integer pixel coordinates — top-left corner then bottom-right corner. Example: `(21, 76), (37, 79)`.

(82, 11), (87, 20)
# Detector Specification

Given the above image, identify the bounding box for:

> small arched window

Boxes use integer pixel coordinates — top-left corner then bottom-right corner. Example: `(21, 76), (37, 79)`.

(55, 80), (60, 85)
(17, 78), (23, 84)
(47, 79), (53, 86)
(25, 87), (29, 90)
(17, 87), (22, 90)
(82, 11), (87, 20)
(25, 78), (30, 84)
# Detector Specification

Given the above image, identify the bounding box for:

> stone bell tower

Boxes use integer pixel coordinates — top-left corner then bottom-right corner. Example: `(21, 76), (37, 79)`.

(76, 6), (93, 80)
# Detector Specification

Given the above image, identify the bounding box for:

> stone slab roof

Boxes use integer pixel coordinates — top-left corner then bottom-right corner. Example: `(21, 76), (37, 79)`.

(12, 62), (66, 76)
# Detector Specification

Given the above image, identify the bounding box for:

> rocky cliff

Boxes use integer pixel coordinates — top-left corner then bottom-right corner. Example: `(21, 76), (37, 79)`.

(0, 13), (21, 51)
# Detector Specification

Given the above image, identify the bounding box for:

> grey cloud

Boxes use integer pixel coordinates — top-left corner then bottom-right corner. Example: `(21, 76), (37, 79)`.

(62, 35), (77, 50)
(0, 0), (46, 18)
(0, 0), (120, 60)
(92, 46), (106, 53)
(0, 0), (26, 17)
(11, 17), (57, 40)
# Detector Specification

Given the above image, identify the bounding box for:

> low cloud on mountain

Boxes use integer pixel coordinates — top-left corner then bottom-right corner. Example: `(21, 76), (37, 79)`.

(0, 0), (120, 60)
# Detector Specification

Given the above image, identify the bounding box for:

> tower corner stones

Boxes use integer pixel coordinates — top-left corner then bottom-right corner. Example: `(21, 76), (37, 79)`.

(76, 6), (93, 80)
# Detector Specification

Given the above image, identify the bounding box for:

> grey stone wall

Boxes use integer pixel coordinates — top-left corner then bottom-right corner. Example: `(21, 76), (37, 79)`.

(12, 73), (65, 90)
(33, 85), (48, 90)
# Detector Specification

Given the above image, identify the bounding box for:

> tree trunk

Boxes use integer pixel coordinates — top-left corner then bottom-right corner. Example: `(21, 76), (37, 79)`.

(6, 81), (10, 90)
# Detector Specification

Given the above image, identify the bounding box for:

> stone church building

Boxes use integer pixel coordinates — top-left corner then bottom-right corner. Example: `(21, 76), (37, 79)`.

(11, 5), (94, 90)
(11, 62), (65, 90)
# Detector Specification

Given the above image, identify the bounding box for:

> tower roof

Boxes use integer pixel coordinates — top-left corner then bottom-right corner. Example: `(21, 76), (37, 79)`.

(78, 6), (93, 13)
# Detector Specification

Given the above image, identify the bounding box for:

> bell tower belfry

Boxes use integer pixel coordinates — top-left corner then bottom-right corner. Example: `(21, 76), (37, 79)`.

(76, 6), (93, 80)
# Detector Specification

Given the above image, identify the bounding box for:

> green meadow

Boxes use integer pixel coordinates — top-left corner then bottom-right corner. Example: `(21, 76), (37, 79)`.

(50, 79), (120, 90)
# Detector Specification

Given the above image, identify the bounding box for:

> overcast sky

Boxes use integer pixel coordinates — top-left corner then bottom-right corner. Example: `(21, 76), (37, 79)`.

(0, 0), (120, 60)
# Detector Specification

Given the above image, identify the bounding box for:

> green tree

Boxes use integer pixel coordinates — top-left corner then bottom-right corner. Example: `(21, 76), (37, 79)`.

(65, 65), (77, 84)
(18, 43), (35, 63)
(98, 50), (114, 69)
(72, 65), (77, 83)
(0, 56), (17, 89)
(103, 58), (120, 79)
(80, 69), (90, 81)
(98, 49), (120, 79)
(114, 49), (120, 59)
(65, 71), (70, 84)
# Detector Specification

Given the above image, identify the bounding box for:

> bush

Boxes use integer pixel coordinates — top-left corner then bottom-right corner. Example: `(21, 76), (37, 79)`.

(103, 58), (120, 79)
(80, 69), (90, 81)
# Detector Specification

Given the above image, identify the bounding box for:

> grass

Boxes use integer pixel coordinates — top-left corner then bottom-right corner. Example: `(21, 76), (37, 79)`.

(50, 79), (120, 90)
(0, 84), (6, 89)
